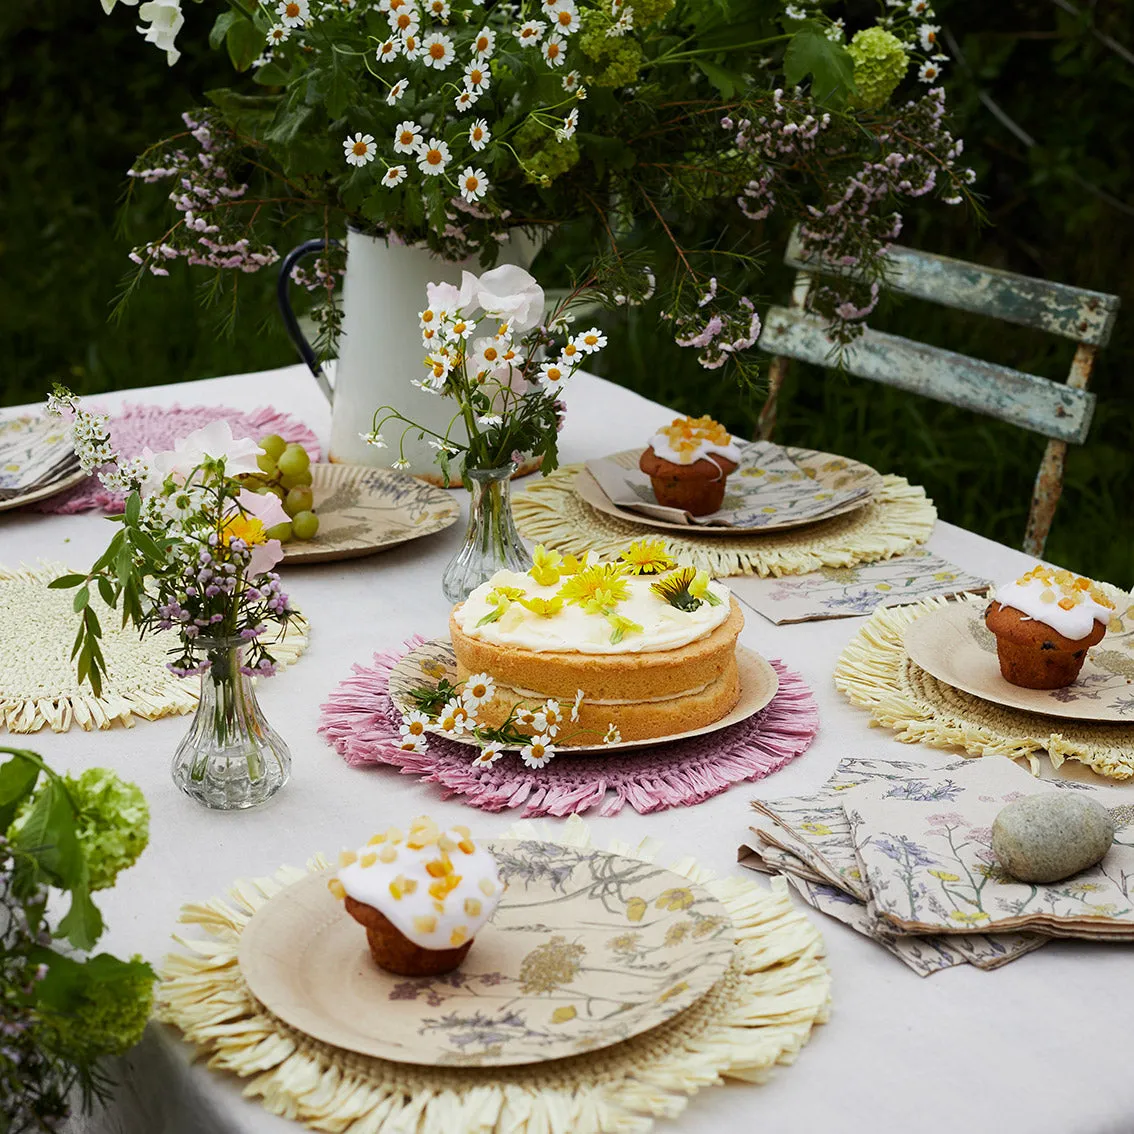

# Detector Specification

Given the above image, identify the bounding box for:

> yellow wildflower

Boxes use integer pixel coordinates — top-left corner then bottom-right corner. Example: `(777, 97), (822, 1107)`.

(655, 887), (694, 911)
(221, 513), (268, 547)
(605, 612), (643, 644)
(559, 552), (591, 575)
(929, 870), (960, 882)
(651, 567), (717, 612)
(688, 569), (722, 606)
(520, 595), (564, 618)
(558, 564), (629, 609)
(529, 545), (563, 587)
(619, 539), (676, 576)
(477, 585), (526, 626)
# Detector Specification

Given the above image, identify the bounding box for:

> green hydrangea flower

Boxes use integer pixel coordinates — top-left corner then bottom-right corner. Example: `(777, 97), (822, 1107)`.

(847, 27), (908, 110)
(514, 118), (580, 185)
(49, 955), (155, 1058)
(65, 768), (150, 892)
(578, 10), (645, 88)
(628, 0), (674, 26)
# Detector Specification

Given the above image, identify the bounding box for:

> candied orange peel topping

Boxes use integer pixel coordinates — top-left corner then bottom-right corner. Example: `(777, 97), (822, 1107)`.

(1015, 564), (1114, 609)
(656, 414), (732, 451)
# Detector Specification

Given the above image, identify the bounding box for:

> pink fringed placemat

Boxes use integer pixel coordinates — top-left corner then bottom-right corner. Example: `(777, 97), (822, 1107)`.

(35, 403), (321, 514)
(318, 638), (819, 817)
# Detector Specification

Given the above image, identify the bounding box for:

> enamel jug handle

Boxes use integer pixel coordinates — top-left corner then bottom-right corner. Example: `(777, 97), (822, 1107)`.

(276, 238), (343, 403)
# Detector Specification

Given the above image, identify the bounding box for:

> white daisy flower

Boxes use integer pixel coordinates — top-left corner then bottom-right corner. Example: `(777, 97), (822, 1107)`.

(276, 0), (309, 27)
(385, 78), (408, 104)
(462, 672), (495, 708)
(382, 163), (408, 187)
(917, 60), (942, 81)
(266, 24), (290, 45)
(537, 360), (567, 388)
(165, 489), (197, 521)
(420, 31), (455, 68)
(469, 335), (503, 368)
(477, 414), (503, 427)
(425, 350), (454, 381)
(417, 137), (451, 174)
(784, 3), (806, 18)
(458, 166), (489, 201)
(423, 0), (449, 18)
(516, 708), (537, 728)
(399, 709), (430, 739)
(472, 27), (495, 59)
(399, 734), (428, 753)
(428, 437), (457, 452)
(571, 688), (584, 721)
(472, 741), (504, 766)
(532, 699), (562, 736)
(469, 118), (491, 150)
(602, 723), (621, 745)
(542, 34), (566, 66)
(437, 697), (471, 735)
(343, 132), (377, 166)
(918, 23), (940, 51)
(520, 734), (556, 768)
(908, 0), (930, 14)
(392, 119), (423, 153)
(556, 107), (578, 141)
(387, 5), (418, 35)
(447, 315), (477, 339)
(549, 0), (578, 34)
(379, 0), (408, 11)
(464, 61), (491, 91)
(577, 327), (607, 352)
(359, 430), (386, 447)
(391, 458), (411, 470)
(514, 19), (546, 45)
(376, 39), (401, 64)
(401, 31), (421, 58)
(559, 338), (583, 363)
(562, 68), (580, 91)
(454, 89), (478, 113)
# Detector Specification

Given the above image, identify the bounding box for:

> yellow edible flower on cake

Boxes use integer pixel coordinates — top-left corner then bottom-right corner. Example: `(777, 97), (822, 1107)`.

(559, 552), (591, 575)
(558, 563), (630, 609)
(619, 539), (677, 576)
(529, 545), (563, 586)
(688, 569), (723, 606)
(519, 595), (564, 618)
(477, 585), (527, 627)
(605, 612), (643, 644)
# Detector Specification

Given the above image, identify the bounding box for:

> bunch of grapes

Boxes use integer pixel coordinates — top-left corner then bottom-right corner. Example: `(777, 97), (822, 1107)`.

(241, 434), (321, 542)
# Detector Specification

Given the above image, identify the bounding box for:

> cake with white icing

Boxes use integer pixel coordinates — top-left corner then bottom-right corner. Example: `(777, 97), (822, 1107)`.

(985, 565), (1114, 689)
(328, 816), (502, 976)
(639, 415), (740, 516)
(449, 542), (744, 745)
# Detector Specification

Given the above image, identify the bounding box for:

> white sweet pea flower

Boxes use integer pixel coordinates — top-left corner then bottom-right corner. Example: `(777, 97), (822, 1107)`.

(136, 0), (184, 64)
(143, 420), (261, 491)
(460, 264), (546, 332)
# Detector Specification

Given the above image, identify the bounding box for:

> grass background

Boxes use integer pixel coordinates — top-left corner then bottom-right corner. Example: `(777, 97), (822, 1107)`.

(1, 0), (1131, 586)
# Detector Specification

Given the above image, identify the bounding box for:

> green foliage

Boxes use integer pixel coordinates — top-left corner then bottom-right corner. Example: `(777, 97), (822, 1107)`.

(784, 21), (858, 105)
(578, 10), (645, 86)
(845, 26), (908, 108)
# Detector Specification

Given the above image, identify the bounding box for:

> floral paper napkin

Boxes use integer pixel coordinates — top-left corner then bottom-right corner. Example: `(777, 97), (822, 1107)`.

(0, 416), (79, 500)
(585, 440), (873, 528)
(726, 548), (990, 624)
(845, 757), (1134, 939)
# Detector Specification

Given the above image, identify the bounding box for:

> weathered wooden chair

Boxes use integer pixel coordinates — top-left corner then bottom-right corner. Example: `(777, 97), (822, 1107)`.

(756, 227), (1120, 556)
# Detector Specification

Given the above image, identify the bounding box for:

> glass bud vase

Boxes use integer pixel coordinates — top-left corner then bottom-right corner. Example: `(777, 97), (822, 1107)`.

(171, 637), (291, 810)
(441, 463), (532, 604)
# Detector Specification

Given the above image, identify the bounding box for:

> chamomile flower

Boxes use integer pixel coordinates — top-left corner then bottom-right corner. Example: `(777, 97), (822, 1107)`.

(437, 697), (471, 735)
(538, 360), (567, 388)
(918, 23), (940, 51)
(477, 413), (503, 427)
(386, 78), (408, 104)
(380, 0), (410, 12)
(388, 7), (418, 35)
(918, 60), (942, 81)
(382, 164), (408, 187)
(542, 34), (566, 66)
(266, 24), (290, 45)
(464, 61), (491, 91)
(472, 26), (496, 58)
(556, 107), (578, 141)
(514, 19), (546, 45)
(571, 689), (584, 721)
(399, 734), (428, 753)
(602, 724), (621, 745)
(165, 489), (197, 521)
(391, 458), (411, 470)
(420, 31), (455, 68)
(359, 430), (386, 448)
(454, 90), (478, 113)
(473, 742), (504, 766)
(469, 118), (491, 150)
(276, 0), (308, 27)
(399, 709), (430, 739)
(549, 0), (578, 34)
(520, 734), (556, 768)
(343, 132), (377, 166)
(462, 672), (495, 708)
(562, 68), (581, 91)
(577, 327), (607, 352)
(401, 32), (421, 58)
(393, 120), (423, 153)
(559, 338), (583, 363)
(458, 166), (489, 201)
(376, 37), (400, 62)
(417, 137), (451, 174)
(424, 0), (450, 18)
(908, 0), (931, 14)
(447, 315), (477, 339)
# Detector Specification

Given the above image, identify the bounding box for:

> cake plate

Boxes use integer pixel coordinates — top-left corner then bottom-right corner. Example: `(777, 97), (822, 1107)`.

(389, 638), (780, 754)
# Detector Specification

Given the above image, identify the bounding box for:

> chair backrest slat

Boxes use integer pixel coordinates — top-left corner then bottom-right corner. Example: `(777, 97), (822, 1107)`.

(759, 306), (1096, 444)
(784, 230), (1120, 347)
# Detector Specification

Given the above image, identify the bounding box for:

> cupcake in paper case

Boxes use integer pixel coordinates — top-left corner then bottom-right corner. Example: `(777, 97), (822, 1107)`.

(984, 565), (1115, 690)
(328, 816), (503, 976)
(639, 415), (740, 516)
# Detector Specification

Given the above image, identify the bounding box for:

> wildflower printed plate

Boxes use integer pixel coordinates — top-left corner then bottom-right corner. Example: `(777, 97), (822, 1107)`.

(0, 415), (87, 512)
(280, 464), (459, 564)
(237, 839), (735, 1067)
(903, 597), (1134, 724)
(388, 638), (779, 754)
(576, 445), (883, 535)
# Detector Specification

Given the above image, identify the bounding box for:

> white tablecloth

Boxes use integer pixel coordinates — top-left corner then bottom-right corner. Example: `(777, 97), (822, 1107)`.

(8, 364), (1131, 1134)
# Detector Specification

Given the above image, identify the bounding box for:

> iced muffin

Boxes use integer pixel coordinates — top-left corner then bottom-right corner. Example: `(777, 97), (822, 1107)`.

(639, 415), (741, 516)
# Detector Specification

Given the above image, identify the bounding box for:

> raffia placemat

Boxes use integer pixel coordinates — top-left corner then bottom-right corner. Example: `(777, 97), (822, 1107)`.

(156, 816), (830, 1134)
(835, 595), (1134, 780)
(0, 563), (308, 733)
(514, 466), (936, 577)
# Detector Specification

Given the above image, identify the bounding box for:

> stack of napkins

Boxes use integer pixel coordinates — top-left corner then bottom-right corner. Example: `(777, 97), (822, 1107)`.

(0, 417), (80, 501)
(586, 440), (874, 527)
(742, 756), (1134, 976)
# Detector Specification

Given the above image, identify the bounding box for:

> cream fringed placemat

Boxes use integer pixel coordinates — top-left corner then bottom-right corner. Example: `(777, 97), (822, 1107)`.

(0, 563), (308, 733)
(835, 595), (1134, 780)
(514, 466), (936, 577)
(156, 816), (830, 1134)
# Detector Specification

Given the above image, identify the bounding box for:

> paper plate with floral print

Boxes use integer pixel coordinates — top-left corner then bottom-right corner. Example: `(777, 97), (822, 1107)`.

(388, 637), (779, 754)
(0, 415), (87, 513)
(237, 838), (735, 1067)
(576, 446), (883, 535)
(280, 464), (459, 564)
(903, 596), (1134, 724)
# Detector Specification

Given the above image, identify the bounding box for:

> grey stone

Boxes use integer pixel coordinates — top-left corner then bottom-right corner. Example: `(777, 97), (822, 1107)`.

(992, 792), (1115, 883)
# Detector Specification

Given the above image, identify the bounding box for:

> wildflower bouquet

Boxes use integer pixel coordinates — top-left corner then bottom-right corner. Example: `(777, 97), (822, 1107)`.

(45, 389), (298, 694)
(1, 747), (152, 1126)
(110, 0), (974, 376)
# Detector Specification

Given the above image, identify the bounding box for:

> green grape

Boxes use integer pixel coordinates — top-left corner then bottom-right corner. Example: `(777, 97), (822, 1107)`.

(277, 443), (310, 478)
(279, 468), (313, 490)
(256, 453), (278, 475)
(292, 510), (319, 540)
(259, 433), (288, 460)
(241, 474), (265, 491)
(265, 521), (294, 543)
(285, 486), (314, 518)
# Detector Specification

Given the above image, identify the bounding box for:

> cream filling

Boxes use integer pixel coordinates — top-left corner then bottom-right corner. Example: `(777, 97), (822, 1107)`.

(995, 578), (1112, 641)
(498, 677), (716, 707)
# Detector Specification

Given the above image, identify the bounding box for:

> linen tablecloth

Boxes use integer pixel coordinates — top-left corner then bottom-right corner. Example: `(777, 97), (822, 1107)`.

(7, 364), (1131, 1134)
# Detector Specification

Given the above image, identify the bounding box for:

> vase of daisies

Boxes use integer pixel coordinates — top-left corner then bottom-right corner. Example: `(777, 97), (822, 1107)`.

(364, 263), (607, 601)
(46, 390), (298, 810)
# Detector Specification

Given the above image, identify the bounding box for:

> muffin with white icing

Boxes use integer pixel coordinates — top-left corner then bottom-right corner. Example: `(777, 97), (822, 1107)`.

(327, 816), (503, 976)
(639, 415), (741, 516)
(984, 565), (1115, 689)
